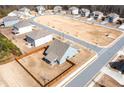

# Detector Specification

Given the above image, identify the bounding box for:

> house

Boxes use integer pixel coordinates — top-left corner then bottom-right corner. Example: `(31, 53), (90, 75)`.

(12, 21), (33, 34)
(26, 29), (53, 47)
(3, 16), (20, 27)
(119, 23), (124, 30)
(36, 6), (46, 15)
(109, 60), (124, 74)
(53, 6), (62, 14)
(107, 13), (120, 23)
(8, 10), (25, 18)
(8, 10), (19, 16)
(68, 6), (79, 15)
(18, 7), (31, 18)
(19, 7), (30, 14)
(90, 11), (104, 20)
(44, 39), (79, 65)
(80, 8), (90, 17)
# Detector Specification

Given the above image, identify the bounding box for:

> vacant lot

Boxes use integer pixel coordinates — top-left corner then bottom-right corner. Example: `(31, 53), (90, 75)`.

(34, 15), (122, 46)
(0, 61), (40, 87)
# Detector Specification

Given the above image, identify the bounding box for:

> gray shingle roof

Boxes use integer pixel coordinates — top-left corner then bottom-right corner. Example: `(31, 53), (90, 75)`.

(45, 52), (58, 64)
(45, 39), (71, 61)
(3, 16), (19, 22)
(14, 21), (32, 28)
(26, 29), (52, 40)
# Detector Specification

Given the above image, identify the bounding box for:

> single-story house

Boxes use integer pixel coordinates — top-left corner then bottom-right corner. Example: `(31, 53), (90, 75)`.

(80, 8), (90, 17)
(68, 6), (79, 15)
(53, 6), (62, 14)
(107, 13), (120, 23)
(90, 11), (104, 20)
(44, 39), (79, 65)
(26, 29), (53, 47)
(3, 16), (20, 27)
(12, 21), (33, 34)
(36, 6), (46, 15)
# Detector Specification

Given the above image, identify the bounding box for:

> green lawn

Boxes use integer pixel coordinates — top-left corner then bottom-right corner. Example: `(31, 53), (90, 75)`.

(0, 33), (22, 62)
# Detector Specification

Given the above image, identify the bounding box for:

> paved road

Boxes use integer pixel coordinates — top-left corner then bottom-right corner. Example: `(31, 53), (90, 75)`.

(65, 36), (124, 87)
(30, 20), (102, 53)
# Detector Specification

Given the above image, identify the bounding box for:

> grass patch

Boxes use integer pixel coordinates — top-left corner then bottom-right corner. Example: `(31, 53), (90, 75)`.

(0, 33), (22, 62)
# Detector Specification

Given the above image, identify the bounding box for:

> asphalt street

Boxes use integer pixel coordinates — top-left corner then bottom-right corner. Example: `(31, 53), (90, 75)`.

(65, 35), (124, 87)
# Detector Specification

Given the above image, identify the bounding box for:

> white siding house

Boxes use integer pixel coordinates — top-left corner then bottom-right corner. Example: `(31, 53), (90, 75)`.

(107, 13), (120, 23)
(68, 6), (79, 15)
(53, 6), (62, 14)
(36, 6), (46, 15)
(80, 8), (90, 17)
(12, 21), (33, 34)
(26, 30), (53, 47)
(18, 7), (32, 19)
(3, 16), (20, 27)
(19, 7), (30, 14)
(91, 11), (104, 20)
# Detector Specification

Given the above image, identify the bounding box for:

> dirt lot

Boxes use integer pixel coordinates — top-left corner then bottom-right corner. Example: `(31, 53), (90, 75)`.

(17, 43), (95, 86)
(34, 15), (122, 46)
(116, 55), (124, 61)
(94, 74), (121, 87)
(0, 61), (40, 87)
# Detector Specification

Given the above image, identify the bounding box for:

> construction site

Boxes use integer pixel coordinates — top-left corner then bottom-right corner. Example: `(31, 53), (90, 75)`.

(34, 15), (122, 47)
(15, 38), (95, 87)
(0, 26), (95, 87)
(0, 5), (124, 87)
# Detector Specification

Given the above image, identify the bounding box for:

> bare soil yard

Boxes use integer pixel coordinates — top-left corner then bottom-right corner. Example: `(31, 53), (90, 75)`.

(34, 15), (122, 46)
(19, 49), (72, 86)
(17, 43), (95, 87)
(94, 74), (121, 87)
(0, 61), (40, 87)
